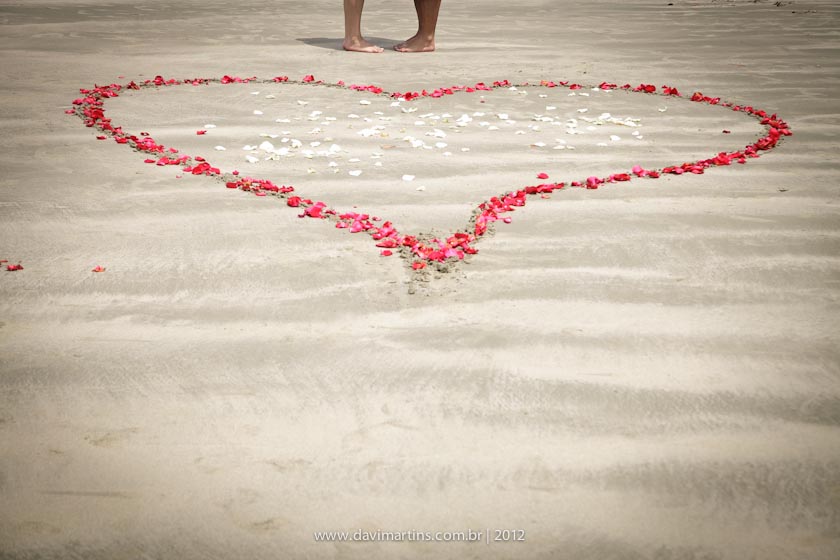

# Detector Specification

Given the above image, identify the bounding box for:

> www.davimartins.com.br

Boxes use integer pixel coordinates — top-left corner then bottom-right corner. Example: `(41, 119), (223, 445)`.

(313, 528), (526, 544)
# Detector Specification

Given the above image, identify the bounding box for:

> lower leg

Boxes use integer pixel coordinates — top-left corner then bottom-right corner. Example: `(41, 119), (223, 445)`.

(416, 0), (441, 41)
(395, 0), (441, 52)
(343, 0), (383, 53)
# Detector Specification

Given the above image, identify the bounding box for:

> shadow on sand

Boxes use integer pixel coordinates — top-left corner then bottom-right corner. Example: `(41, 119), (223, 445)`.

(297, 36), (403, 51)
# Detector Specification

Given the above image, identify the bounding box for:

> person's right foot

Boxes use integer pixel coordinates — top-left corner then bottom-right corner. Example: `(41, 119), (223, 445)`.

(343, 37), (384, 53)
(393, 34), (435, 53)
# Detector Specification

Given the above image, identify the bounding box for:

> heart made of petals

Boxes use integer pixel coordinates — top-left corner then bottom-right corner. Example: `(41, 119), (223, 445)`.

(69, 75), (791, 279)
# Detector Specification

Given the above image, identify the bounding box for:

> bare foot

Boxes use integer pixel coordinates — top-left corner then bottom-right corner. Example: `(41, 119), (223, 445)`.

(343, 37), (384, 53)
(393, 34), (435, 53)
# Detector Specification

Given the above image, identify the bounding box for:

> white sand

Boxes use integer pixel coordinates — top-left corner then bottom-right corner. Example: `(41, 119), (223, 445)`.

(1, 1), (839, 558)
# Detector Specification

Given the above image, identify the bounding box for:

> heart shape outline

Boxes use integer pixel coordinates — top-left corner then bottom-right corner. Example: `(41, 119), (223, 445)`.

(69, 75), (792, 279)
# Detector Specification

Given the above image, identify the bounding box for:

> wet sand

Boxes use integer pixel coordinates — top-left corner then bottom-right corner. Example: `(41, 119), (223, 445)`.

(1, 1), (839, 559)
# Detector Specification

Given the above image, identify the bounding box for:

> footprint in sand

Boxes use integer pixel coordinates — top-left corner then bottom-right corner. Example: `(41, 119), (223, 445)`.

(83, 427), (139, 448)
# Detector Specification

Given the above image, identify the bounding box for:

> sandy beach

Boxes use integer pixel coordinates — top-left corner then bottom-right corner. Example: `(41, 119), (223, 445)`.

(1, 0), (839, 558)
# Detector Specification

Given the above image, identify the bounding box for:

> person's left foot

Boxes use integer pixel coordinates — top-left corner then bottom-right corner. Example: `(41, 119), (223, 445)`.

(393, 34), (435, 52)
